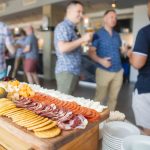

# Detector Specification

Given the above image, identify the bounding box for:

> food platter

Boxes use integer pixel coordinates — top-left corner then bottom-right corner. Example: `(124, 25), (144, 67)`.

(0, 80), (109, 150)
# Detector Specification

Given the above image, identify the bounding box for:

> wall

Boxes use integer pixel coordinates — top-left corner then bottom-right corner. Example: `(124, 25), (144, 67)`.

(87, 8), (133, 29)
(0, 0), (64, 17)
(130, 4), (149, 82)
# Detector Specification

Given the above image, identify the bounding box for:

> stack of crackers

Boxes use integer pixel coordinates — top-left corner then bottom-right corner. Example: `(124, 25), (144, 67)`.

(0, 98), (61, 138)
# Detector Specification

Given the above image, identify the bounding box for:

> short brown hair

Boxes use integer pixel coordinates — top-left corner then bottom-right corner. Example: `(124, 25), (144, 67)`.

(104, 10), (116, 16)
(20, 28), (26, 36)
(66, 0), (83, 9)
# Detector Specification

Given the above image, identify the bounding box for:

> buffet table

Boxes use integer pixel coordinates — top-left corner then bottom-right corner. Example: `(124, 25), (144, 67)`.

(0, 109), (109, 150)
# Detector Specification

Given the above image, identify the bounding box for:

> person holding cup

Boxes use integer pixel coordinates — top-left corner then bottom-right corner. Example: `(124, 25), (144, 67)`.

(54, 0), (93, 95)
(89, 10), (124, 111)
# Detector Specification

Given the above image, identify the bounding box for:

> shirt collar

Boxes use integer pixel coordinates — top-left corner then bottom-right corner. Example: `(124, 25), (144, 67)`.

(64, 18), (76, 29)
(102, 27), (115, 36)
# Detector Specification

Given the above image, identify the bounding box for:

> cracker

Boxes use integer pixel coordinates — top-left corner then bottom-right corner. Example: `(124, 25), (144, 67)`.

(27, 119), (52, 130)
(23, 118), (49, 128)
(17, 116), (44, 126)
(33, 121), (57, 132)
(34, 127), (61, 138)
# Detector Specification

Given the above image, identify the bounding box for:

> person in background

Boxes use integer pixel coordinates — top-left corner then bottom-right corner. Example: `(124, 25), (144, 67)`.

(54, 0), (93, 95)
(12, 28), (26, 78)
(127, 0), (150, 136)
(23, 26), (40, 85)
(89, 10), (127, 111)
(0, 22), (16, 79)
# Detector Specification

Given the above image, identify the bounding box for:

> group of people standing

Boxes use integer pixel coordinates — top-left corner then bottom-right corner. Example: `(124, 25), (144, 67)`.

(54, 1), (125, 111)
(54, 0), (150, 135)
(0, 25), (39, 85)
(0, 0), (150, 136)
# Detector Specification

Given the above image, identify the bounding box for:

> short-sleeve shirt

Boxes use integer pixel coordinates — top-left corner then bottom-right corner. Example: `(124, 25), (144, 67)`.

(15, 37), (26, 58)
(92, 27), (122, 72)
(133, 24), (150, 94)
(24, 34), (39, 60)
(0, 22), (14, 72)
(54, 19), (81, 75)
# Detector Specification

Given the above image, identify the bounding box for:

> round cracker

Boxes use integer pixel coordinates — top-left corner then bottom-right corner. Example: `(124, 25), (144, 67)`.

(0, 102), (15, 109)
(34, 127), (61, 138)
(27, 119), (52, 130)
(12, 113), (38, 122)
(3, 108), (24, 116)
(33, 121), (57, 132)
(0, 101), (14, 107)
(13, 115), (36, 123)
(23, 118), (49, 128)
(0, 105), (16, 115)
(7, 110), (28, 118)
(14, 113), (39, 122)
(17, 116), (44, 126)
(8, 109), (34, 117)
(0, 98), (10, 102)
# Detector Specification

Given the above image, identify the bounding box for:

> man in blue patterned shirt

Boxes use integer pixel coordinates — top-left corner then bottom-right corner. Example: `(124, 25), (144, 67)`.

(0, 22), (15, 79)
(54, 0), (92, 94)
(89, 10), (124, 111)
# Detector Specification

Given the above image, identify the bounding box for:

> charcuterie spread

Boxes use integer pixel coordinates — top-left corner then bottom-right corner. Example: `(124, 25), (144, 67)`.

(0, 80), (107, 139)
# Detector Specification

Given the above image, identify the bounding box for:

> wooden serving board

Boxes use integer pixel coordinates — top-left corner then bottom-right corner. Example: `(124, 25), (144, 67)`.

(0, 109), (109, 150)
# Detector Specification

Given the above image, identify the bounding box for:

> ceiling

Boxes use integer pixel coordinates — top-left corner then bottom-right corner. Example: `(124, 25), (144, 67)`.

(0, 0), (148, 13)
(57, 0), (147, 13)
(0, 0), (147, 8)
(0, 0), (10, 3)
(0, 0), (147, 25)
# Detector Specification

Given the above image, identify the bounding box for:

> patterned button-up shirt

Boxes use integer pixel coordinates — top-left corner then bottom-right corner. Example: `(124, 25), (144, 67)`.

(54, 19), (81, 75)
(92, 27), (122, 72)
(0, 22), (14, 72)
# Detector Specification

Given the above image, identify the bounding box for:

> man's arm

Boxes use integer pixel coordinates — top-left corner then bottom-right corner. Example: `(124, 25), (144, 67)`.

(23, 45), (30, 53)
(6, 43), (16, 55)
(58, 38), (83, 53)
(4, 26), (16, 55)
(88, 47), (111, 68)
(58, 33), (93, 53)
(127, 50), (147, 69)
(127, 28), (148, 69)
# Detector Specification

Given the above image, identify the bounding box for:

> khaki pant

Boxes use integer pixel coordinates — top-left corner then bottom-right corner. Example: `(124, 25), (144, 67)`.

(56, 72), (79, 95)
(95, 68), (123, 111)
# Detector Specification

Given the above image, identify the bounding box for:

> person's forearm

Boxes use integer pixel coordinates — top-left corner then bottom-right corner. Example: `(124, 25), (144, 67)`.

(23, 46), (30, 53)
(88, 51), (102, 64)
(58, 38), (83, 53)
(14, 44), (24, 50)
(127, 50), (147, 69)
(127, 50), (134, 65)
(6, 44), (16, 55)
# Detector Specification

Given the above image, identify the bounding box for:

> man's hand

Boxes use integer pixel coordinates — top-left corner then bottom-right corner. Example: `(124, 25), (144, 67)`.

(120, 45), (132, 57)
(99, 57), (112, 68)
(127, 49), (132, 58)
(81, 32), (93, 43)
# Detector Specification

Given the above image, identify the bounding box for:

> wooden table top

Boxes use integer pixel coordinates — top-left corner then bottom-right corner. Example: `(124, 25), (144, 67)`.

(0, 109), (109, 150)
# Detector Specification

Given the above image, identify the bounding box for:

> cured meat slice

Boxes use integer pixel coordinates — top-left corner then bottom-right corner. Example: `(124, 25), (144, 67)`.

(72, 115), (88, 129)
(57, 121), (72, 130)
(33, 103), (45, 111)
(16, 98), (32, 105)
(58, 111), (73, 122)
(57, 115), (88, 130)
